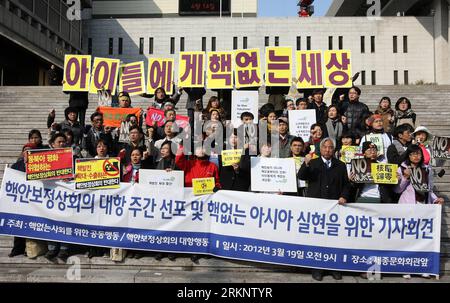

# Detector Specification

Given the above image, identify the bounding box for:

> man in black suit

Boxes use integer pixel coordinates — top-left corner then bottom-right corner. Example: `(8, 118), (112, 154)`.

(298, 137), (350, 281)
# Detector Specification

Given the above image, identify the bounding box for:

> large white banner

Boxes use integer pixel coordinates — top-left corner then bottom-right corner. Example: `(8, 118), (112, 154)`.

(0, 168), (442, 275)
(288, 109), (316, 142)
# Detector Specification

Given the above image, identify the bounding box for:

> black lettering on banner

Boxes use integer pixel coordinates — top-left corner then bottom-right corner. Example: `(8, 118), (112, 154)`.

(432, 136), (450, 159)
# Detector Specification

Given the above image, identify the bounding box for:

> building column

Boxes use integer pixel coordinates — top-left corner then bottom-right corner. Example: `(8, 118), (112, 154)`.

(434, 0), (450, 84)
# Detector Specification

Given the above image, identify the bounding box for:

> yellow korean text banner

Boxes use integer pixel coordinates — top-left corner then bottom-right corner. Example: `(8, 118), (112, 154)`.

(371, 163), (398, 185)
(178, 52), (205, 88)
(89, 57), (121, 95)
(296, 51), (324, 89)
(119, 61), (146, 96)
(147, 58), (174, 95)
(75, 158), (121, 190)
(207, 51), (234, 89)
(192, 177), (215, 195)
(221, 149), (243, 166)
(265, 47), (292, 86)
(324, 50), (352, 88)
(234, 49), (262, 88)
(63, 55), (91, 92)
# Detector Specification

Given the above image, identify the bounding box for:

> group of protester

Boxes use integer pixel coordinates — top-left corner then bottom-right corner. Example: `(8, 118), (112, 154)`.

(7, 82), (446, 281)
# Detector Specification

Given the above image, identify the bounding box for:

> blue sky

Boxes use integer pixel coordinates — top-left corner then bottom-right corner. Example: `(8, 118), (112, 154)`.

(258, 0), (333, 17)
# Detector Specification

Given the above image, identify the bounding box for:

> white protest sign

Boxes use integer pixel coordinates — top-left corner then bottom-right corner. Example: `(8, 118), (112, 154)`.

(139, 169), (184, 192)
(250, 157), (297, 193)
(231, 90), (259, 127)
(288, 109), (316, 142)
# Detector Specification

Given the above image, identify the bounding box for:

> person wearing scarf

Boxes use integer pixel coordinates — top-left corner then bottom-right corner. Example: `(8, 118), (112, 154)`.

(323, 105), (347, 150)
(394, 97), (417, 129)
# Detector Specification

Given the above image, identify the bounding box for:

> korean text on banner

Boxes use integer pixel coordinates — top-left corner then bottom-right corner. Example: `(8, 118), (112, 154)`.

(75, 158), (121, 190)
(63, 55), (91, 92)
(147, 58), (174, 95)
(26, 148), (73, 181)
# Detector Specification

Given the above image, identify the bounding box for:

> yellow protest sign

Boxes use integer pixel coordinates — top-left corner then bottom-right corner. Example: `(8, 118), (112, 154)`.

(221, 149), (242, 166)
(340, 146), (361, 164)
(296, 50), (324, 89)
(147, 58), (174, 94)
(63, 55), (91, 92)
(89, 57), (121, 95)
(192, 177), (215, 195)
(234, 49), (262, 88)
(207, 51), (233, 89)
(118, 61), (145, 96)
(75, 158), (121, 190)
(265, 47), (292, 86)
(371, 163), (398, 185)
(178, 51), (205, 88)
(324, 50), (352, 88)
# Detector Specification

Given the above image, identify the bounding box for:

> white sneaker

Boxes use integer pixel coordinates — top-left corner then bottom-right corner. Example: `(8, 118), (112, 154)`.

(421, 274), (431, 279)
(403, 274), (411, 279)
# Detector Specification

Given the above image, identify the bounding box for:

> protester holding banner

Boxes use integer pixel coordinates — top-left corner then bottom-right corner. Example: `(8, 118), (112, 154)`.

(218, 131), (251, 191)
(175, 145), (221, 189)
(203, 96), (226, 123)
(47, 107), (84, 146)
(28, 129), (48, 149)
(337, 86), (370, 140)
(394, 97), (418, 129)
(289, 137), (307, 196)
(143, 86), (182, 109)
(304, 123), (324, 157)
(412, 126), (433, 165)
(94, 138), (109, 158)
(151, 121), (182, 162)
(359, 114), (393, 163)
(83, 112), (114, 157)
(298, 137), (350, 281)
(374, 97), (395, 134)
(308, 89), (328, 124)
(63, 90), (89, 128)
(118, 125), (146, 165)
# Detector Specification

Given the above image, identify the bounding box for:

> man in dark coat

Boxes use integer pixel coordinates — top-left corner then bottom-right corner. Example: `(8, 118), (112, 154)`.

(336, 86), (370, 139)
(47, 65), (58, 85)
(64, 91), (89, 127)
(298, 137), (350, 282)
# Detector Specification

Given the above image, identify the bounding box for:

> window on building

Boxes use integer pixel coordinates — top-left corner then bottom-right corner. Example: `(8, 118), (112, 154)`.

(338, 36), (343, 50)
(243, 37), (247, 49)
(404, 70), (409, 85)
(149, 37), (153, 54)
(361, 71), (366, 85)
(88, 38), (92, 54)
(371, 71), (376, 85)
(211, 37), (216, 51)
(202, 37), (206, 52)
(233, 37), (238, 50)
(361, 36), (365, 53)
(118, 38), (123, 55)
(403, 36), (408, 53)
(296, 36), (301, 50)
(307, 36), (311, 50)
(393, 36), (398, 53)
(109, 38), (113, 55)
(274, 36), (279, 46)
(371, 36), (375, 53)
(180, 37), (185, 51)
(328, 36), (333, 50)
(394, 70), (399, 85)
(139, 37), (144, 54)
(170, 37), (175, 54)
(265, 36), (269, 47)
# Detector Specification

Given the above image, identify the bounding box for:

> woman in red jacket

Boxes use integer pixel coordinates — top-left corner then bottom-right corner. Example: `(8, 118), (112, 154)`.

(175, 145), (221, 189)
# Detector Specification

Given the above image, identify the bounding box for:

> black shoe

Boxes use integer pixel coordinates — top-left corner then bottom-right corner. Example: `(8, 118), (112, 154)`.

(57, 250), (69, 263)
(190, 254), (201, 263)
(134, 253), (144, 259)
(438, 169), (446, 178)
(44, 249), (58, 261)
(167, 254), (177, 261)
(312, 270), (323, 281)
(8, 247), (25, 258)
(331, 271), (342, 280)
(154, 253), (164, 261)
(127, 252), (135, 259)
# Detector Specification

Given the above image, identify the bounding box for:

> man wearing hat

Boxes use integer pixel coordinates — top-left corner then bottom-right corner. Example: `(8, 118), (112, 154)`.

(308, 89), (328, 124)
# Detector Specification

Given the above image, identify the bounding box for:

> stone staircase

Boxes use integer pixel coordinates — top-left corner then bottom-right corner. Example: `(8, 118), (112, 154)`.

(0, 85), (449, 282)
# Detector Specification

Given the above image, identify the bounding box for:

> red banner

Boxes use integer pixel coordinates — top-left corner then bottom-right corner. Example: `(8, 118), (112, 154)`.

(26, 148), (74, 181)
(96, 107), (142, 128)
(145, 108), (189, 129)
